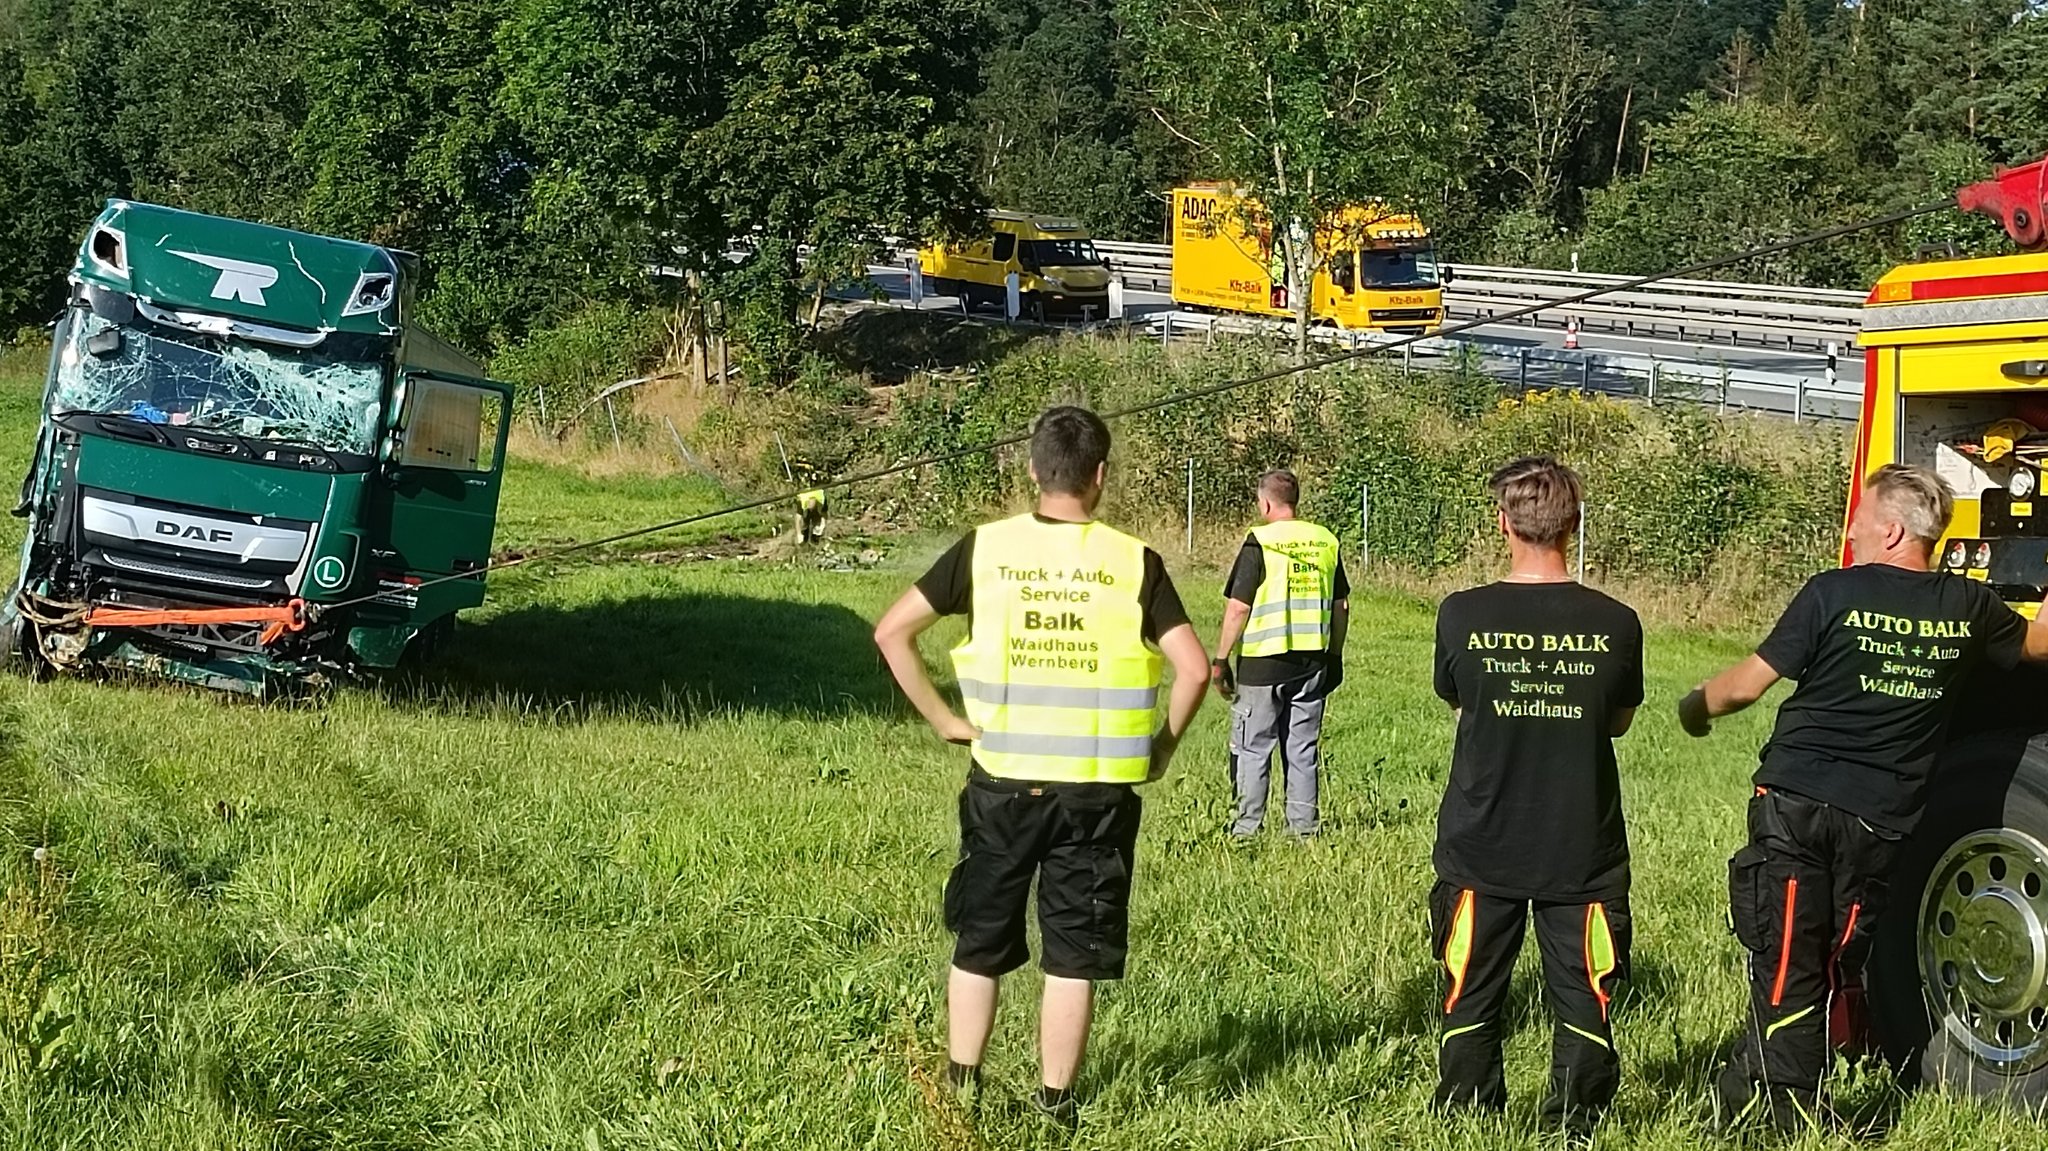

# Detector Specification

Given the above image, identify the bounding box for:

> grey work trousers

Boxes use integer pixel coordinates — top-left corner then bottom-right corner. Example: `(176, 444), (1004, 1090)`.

(1229, 666), (1329, 836)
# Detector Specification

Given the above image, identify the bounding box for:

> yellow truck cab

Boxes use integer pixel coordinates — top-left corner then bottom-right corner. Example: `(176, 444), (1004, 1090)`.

(1853, 243), (2048, 1101)
(1169, 184), (1443, 333)
(918, 211), (1112, 320)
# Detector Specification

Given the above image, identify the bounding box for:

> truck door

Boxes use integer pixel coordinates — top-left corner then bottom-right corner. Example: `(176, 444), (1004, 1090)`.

(372, 371), (512, 614)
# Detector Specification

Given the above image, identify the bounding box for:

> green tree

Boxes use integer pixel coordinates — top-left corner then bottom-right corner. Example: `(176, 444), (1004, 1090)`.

(1891, 0), (2025, 157)
(969, 0), (1155, 238)
(1486, 0), (1614, 214)
(0, 44), (49, 330)
(1988, 8), (2048, 157)
(1756, 0), (1817, 108)
(1577, 94), (1867, 285)
(1122, 0), (1478, 350)
(500, 0), (986, 380)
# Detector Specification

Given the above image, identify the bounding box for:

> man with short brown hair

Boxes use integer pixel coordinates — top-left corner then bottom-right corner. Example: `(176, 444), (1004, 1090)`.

(1430, 455), (1643, 1139)
(1683, 462), (2048, 1132)
(874, 405), (1210, 1129)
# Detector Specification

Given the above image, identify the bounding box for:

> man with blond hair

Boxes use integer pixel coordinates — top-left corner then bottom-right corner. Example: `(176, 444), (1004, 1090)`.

(1430, 456), (1643, 1139)
(1682, 463), (2048, 1131)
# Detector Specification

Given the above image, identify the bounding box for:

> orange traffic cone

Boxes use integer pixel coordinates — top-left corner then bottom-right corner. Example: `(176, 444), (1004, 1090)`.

(1564, 316), (1581, 350)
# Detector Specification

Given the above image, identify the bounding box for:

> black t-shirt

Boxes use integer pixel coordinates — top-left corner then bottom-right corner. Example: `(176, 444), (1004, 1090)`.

(1752, 565), (2027, 831)
(1224, 534), (1352, 686)
(1432, 582), (1645, 902)
(915, 517), (1191, 643)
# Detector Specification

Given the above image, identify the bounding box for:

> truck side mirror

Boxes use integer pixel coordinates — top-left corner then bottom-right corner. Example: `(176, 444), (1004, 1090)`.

(1441, 265), (1456, 286)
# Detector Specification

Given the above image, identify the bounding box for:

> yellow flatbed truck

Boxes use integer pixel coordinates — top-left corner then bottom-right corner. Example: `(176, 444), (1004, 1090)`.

(1168, 184), (1443, 332)
(918, 211), (1112, 321)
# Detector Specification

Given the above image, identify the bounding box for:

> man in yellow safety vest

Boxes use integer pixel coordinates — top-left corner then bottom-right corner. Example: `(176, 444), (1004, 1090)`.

(873, 405), (1210, 1129)
(1210, 469), (1348, 836)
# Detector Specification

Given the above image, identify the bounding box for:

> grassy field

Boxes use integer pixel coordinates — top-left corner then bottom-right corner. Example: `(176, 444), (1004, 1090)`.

(1, 345), (2045, 1150)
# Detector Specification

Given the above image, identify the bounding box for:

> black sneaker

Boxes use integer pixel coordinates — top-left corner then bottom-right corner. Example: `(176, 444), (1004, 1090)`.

(1029, 1087), (1079, 1133)
(1708, 1067), (1762, 1136)
(946, 1062), (982, 1117)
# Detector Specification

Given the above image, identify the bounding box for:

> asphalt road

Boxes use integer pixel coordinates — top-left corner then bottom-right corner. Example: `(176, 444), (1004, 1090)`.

(854, 266), (1865, 422)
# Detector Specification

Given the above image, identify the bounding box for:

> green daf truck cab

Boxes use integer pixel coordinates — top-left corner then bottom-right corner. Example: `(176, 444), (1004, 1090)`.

(0, 201), (513, 695)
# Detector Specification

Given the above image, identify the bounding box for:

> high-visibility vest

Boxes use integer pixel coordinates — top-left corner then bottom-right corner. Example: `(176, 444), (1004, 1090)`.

(949, 514), (1164, 784)
(1239, 519), (1339, 657)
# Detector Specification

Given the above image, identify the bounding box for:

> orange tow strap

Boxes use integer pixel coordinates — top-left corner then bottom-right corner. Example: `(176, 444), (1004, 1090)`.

(84, 598), (310, 646)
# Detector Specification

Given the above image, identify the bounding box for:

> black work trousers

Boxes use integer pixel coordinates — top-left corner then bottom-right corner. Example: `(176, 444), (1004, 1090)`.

(1717, 788), (1901, 1129)
(1430, 881), (1632, 1134)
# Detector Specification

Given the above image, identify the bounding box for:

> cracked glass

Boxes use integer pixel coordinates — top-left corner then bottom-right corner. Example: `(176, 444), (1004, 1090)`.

(51, 311), (387, 455)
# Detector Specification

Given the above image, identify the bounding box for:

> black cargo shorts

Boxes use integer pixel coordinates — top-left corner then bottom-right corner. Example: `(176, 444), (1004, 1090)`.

(943, 766), (1143, 981)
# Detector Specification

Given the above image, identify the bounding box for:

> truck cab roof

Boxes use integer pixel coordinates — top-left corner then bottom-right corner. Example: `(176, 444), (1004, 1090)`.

(985, 211), (1092, 239)
(73, 200), (410, 338)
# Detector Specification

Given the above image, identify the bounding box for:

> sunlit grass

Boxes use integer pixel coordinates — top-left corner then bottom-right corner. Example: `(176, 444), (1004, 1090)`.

(0, 353), (2042, 1149)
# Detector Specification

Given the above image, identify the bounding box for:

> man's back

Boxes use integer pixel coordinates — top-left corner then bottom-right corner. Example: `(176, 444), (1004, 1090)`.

(1753, 564), (2026, 830)
(1432, 581), (1644, 902)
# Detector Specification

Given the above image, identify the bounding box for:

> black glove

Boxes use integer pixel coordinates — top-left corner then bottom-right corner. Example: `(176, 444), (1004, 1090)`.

(1210, 658), (1236, 699)
(1678, 688), (1712, 738)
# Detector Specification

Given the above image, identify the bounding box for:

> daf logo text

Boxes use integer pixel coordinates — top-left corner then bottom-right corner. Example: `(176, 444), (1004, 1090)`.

(157, 520), (233, 544)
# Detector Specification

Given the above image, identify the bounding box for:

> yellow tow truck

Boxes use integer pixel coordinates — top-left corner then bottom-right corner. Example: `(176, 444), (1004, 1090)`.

(917, 211), (1112, 321)
(1856, 160), (2048, 1102)
(1168, 183), (1444, 333)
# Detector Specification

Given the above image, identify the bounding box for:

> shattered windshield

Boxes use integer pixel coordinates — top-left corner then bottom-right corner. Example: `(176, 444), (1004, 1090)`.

(51, 310), (387, 455)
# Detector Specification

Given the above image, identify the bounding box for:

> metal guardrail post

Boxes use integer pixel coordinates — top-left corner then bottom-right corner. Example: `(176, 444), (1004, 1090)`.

(1360, 482), (1370, 571)
(1580, 356), (1591, 393)
(1646, 362), (1657, 406)
(1795, 376), (1805, 424)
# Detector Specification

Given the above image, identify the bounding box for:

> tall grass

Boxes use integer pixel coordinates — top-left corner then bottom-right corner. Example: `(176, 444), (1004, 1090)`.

(5, 334), (2039, 1149)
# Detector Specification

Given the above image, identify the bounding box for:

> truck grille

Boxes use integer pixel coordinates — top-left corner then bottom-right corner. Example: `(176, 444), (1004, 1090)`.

(1369, 308), (1439, 323)
(100, 553), (275, 591)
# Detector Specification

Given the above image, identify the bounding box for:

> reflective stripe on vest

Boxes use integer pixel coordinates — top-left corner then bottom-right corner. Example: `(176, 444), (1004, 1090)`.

(1239, 519), (1338, 658)
(949, 514), (1164, 784)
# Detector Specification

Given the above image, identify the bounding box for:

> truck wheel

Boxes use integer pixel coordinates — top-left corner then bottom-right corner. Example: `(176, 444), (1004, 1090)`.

(1868, 730), (2048, 1103)
(401, 615), (457, 670)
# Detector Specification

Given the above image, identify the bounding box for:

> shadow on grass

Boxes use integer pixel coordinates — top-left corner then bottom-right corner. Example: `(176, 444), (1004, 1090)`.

(815, 307), (1040, 383)
(395, 592), (903, 720)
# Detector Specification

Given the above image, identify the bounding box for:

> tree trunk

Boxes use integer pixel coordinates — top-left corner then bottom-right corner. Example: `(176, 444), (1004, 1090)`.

(1612, 84), (1634, 183)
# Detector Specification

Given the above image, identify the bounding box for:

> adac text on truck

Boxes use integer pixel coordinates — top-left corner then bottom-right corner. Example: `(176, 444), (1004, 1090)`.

(1169, 183), (1444, 333)
(0, 200), (514, 696)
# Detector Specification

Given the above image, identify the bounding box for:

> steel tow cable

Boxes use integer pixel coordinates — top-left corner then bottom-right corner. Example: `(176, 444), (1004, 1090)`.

(308, 197), (1950, 619)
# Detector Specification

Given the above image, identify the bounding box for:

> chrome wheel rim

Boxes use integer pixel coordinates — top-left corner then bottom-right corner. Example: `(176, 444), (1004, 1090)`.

(1920, 827), (2048, 1074)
